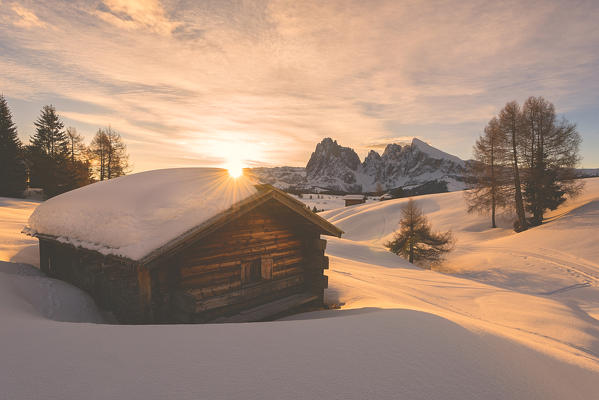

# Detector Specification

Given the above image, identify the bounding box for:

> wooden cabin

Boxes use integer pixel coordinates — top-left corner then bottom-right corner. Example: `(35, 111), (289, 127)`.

(30, 171), (342, 324)
(343, 194), (366, 207)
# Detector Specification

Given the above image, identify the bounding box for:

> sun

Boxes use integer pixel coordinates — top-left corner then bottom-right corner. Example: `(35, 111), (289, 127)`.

(227, 161), (244, 178)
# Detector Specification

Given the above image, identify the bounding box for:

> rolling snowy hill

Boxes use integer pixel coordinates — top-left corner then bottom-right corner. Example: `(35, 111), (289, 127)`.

(1, 177), (599, 399)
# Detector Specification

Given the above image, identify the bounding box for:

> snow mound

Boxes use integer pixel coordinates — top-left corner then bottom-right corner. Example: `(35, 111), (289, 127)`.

(25, 169), (258, 260)
(2, 180), (599, 398)
(0, 261), (104, 322)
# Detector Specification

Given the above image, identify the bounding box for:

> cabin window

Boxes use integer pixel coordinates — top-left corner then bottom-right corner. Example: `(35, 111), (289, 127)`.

(242, 257), (273, 285)
(249, 259), (261, 283)
(242, 259), (262, 285)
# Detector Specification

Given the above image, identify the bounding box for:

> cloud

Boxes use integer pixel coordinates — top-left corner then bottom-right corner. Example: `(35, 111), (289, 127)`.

(10, 3), (46, 28)
(1, 0), (599, 169)
(96, 0), (181, 35)
(367, 137), (416, 151)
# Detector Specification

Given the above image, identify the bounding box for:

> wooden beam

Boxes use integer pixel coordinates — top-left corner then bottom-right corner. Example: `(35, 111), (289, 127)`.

(184, 274), (305, 313)
(210, 292), (319, 323)
(137, 266), (153, 322)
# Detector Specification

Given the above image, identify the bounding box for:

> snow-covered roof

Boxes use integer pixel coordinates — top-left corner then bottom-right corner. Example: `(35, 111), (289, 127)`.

(25, 168), (258, 261)
(343, 195), (365, 200)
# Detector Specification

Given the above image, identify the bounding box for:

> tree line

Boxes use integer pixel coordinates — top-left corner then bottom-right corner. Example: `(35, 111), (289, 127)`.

(0, 95), (129, 198)
(465, 96), (582, 231)
(385, 96), (583, 267)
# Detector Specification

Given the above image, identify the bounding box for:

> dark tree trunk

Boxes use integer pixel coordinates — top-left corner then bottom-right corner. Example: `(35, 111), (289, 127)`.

(511, 127), (527, 231)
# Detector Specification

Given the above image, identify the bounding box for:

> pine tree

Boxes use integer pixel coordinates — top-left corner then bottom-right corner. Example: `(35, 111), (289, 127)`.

(498, 101), (528, 232)
(27, 105), (74, 197)
(385, 199), (454, 265)
(0, 95), (26, 197)
(520, 96), (582, 225)
(465, 117), (511, 228)
(30, 105), (68, 158)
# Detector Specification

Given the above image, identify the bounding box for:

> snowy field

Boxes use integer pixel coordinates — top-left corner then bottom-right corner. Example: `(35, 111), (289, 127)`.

(292, 193), (379, 211)
(1, 178), (599, 399)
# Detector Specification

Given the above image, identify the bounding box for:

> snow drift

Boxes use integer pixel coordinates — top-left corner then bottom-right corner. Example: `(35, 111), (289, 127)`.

(2, 178), (599, 399)
(1, 260), (597, 400)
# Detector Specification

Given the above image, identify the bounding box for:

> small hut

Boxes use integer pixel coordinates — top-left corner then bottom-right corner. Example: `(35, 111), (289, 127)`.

(343, 194), (366, 207)
(25, 169), (342, 324)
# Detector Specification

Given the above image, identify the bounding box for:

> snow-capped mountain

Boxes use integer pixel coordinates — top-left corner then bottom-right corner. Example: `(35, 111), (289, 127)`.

(251, 138), (467, 193)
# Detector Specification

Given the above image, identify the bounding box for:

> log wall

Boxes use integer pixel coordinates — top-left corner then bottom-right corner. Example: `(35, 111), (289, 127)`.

(38, 239), (146, 323)
(37, 198), (330, 324)
(154, 201), (329, 323)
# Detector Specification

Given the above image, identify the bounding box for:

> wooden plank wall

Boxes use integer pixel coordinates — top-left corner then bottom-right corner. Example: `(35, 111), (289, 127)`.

(37, 198), (331, 324)
(39, 239), (145, 323)
(165, 202), (326, 323)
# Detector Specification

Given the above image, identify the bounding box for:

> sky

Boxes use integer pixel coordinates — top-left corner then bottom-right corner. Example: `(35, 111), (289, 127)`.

(1, 0), (598, 172)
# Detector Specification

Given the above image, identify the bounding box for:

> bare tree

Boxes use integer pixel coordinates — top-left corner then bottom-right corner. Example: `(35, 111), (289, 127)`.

(520, 96), (583, 225)
(89, 127), (129, 181)
(465, 117), (511, 228)
(385, 199), (454, 265)
(65, 127), (87, 165)
(89, 129), (108, 181)
(498, 101), (528, 232)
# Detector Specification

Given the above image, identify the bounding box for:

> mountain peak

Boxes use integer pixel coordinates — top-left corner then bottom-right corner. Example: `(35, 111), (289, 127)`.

(305, 137), (361, 188)
(382, 143), (403, 159)
(254, 137), (466, 193)
(410, 138), (464, 165)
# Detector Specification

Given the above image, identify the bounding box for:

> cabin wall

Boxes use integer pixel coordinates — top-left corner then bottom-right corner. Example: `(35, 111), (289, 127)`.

(153, 204), (329, 323)
(38, 239), (146, 323)
(345, 199), (365, 207)
(37, 199), (331, 324)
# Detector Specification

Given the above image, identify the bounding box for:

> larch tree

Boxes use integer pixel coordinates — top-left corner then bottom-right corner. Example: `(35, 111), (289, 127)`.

(89, 129), (109, 181)
(65, 127), (93, 188)
(520, 96), (582, 225)
(498, 101), (528, 232)
(0, 95), (26, 197)
(465, 116), (511, 228)
(65, 127), (87, 165)
(89, 127), (129, 181)
(385, 199), (454, 265)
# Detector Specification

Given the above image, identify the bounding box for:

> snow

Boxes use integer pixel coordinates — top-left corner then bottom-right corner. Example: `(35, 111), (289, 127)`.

(292, 194), (379, 211)
(24, 168), (258, 260)
(0, 197), (40, 266)
(1, 178), (599, 398)
(321, 178), (599, 367)
(411, 138), (465, 166)
(251, 138), (467, 193)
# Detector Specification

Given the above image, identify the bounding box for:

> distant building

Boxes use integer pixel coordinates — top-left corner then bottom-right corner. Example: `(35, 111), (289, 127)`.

(26, 169), (342, 324)
(343, 194), (366, 207)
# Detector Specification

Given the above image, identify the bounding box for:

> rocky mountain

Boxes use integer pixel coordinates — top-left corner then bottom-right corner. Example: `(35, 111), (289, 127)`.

(251, 137), (467, 194)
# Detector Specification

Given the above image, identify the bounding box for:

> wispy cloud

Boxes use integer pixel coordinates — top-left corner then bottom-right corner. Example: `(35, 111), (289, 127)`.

(10, 2), (46, 28)
(96, 0), (181, 35)
(1, 0), (599, 170)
